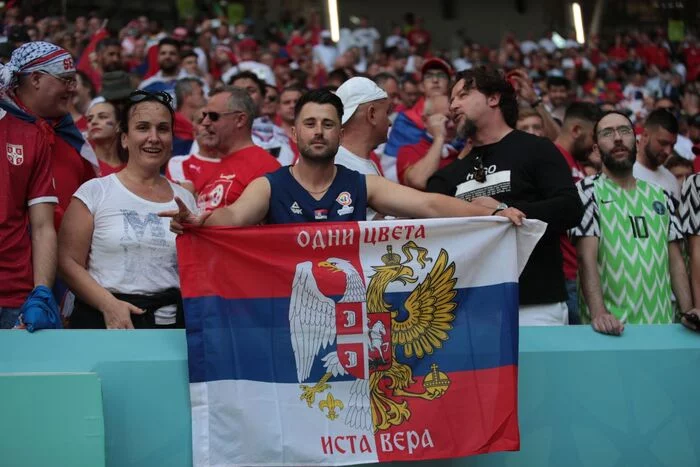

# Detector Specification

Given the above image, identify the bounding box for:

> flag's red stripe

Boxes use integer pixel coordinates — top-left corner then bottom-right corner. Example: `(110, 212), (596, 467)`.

(374, 365), (519, 461)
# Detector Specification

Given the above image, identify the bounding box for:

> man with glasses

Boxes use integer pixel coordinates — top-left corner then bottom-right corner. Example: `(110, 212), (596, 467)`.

(0, 42), (98, 226)
(382, 59), (452, 182)
(168, 87), (279, 212)
(426, 66), (583, 326)
(0, 42), (100, 329)
(261, 85), (279, 121)
(571, 111), (696, 335)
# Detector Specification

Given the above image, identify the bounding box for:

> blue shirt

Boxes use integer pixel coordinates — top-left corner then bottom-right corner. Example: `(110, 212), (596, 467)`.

(265, 165), (368, 224)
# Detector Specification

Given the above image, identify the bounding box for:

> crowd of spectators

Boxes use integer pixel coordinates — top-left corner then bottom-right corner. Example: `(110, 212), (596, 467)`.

(2, 5), (700, 335)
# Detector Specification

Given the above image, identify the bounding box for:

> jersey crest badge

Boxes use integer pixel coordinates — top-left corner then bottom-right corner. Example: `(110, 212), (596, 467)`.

(6, 143), (24, 166)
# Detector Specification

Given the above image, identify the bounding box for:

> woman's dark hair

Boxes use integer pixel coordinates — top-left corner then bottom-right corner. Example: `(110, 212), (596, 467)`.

(119, 90), (175, 135)
(293, 89), (343, 122)
(453, 66), (519, 128)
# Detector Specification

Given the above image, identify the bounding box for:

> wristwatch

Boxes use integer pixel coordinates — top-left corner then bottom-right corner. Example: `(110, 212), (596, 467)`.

(530, 98), (543, 108)
(492, 202), (508, 214)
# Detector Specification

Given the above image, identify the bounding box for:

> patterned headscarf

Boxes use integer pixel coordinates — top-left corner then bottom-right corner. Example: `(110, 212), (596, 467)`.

(0, 41), (75, 91)
(0, 41), (97, 170)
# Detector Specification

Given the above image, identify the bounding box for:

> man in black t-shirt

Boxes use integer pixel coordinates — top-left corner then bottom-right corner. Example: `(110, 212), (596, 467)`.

(427, 66), (584, 325)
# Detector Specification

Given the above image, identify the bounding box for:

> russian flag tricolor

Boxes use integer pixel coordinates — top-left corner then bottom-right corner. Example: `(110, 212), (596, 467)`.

(178, 217), (546, 466)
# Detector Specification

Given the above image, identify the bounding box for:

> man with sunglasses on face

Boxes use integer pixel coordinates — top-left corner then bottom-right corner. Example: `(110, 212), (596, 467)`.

(426, 67), (583, 326)
(167, 86), (280, 212)
(571, 111), (696, 336)
(0, 42), (101, 329)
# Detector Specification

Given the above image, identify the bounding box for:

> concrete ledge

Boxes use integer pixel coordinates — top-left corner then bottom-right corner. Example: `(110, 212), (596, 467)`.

(1, 325), (699, 466)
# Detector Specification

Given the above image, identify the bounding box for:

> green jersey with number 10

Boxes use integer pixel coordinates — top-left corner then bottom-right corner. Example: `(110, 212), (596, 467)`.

(570, 174), (683, 324)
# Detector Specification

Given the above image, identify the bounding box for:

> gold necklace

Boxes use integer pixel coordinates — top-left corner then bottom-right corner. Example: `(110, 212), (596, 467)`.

(290, 166), (334, 195)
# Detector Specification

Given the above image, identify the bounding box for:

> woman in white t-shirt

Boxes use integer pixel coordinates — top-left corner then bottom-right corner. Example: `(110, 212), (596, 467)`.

(58, 90), (197, 329)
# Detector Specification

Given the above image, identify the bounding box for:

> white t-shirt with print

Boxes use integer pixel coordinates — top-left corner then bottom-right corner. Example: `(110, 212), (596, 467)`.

(73, 174), (197, 325)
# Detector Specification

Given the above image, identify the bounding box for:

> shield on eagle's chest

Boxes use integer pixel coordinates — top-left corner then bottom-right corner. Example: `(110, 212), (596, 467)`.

(335, 302), (392, 379)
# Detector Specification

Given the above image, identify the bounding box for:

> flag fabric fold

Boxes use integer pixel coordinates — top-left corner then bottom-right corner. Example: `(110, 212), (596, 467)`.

(178, 217), (545, 466)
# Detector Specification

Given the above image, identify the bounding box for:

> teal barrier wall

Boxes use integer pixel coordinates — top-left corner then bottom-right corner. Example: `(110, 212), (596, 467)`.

(2, 325), (700, 466)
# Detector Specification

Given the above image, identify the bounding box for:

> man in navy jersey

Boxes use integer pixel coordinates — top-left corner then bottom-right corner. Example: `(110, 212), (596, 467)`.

(161, 89), (525, 230)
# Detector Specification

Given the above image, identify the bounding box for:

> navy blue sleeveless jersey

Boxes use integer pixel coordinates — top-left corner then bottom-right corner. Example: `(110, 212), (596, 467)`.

(265, 165), (368, 224)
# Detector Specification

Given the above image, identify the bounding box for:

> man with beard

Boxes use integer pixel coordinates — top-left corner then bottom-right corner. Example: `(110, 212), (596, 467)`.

(161, 89), (525, 229)
(544, 76), (570, 125)
(167, 87), (280, 211)
(138, 38), (189, 106)
(571, 111), (696, 335)
(633, 109), (681, 201)
(426, 66), (583, 326)
(553, 102), (601, 323)
(79, 37), (124, 93)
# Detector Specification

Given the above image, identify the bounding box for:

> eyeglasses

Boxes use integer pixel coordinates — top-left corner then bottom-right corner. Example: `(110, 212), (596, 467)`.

(198, 110), (243, 123)
(37, 70), (77, 88)
(424, 70), (449, 81)
(597, 125), (634, 139)
(128, 90), (174, 109)
(471, 154), (487, 183)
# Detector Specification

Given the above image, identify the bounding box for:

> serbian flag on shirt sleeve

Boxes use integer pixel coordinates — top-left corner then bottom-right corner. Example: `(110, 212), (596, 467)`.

(178, 217), (546, 466)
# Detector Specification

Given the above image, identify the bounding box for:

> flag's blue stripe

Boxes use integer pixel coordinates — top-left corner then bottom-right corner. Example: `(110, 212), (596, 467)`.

(185, 282), (519, 384)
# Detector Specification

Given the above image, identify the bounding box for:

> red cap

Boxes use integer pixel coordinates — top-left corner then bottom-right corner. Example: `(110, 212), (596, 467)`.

(421, 57), (454, 77)
(237, 38), (258, 51)
(287, 36), (306, 47)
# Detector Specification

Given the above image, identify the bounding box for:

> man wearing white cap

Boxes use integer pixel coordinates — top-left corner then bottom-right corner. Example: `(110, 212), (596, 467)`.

(334, 77), (391, 177)
(335, 77), (392, 218)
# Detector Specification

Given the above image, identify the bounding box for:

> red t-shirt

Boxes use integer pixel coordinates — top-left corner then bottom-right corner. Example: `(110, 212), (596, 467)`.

(369, 151), (385, 176)
(74, 115), (88, 134)
(556, 144), (585, 281)
(0, 113), (58, 307)
(196, 146), (281, 211)
(396, 138), (458, 186)
(52, 136), (97, 226)
(607, 45), (628, 61)
(166, 153), (222, 194)
(98, 160), (125, 176)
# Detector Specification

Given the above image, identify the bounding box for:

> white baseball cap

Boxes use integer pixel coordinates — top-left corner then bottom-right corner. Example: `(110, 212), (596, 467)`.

(335, 77), (388, 125)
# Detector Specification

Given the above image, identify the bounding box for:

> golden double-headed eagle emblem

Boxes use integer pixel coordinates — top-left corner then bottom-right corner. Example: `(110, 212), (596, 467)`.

(289, 241), (457, 432)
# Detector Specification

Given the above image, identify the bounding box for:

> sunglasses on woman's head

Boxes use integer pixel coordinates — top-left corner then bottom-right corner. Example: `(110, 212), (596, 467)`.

(128, 90), (174, 109)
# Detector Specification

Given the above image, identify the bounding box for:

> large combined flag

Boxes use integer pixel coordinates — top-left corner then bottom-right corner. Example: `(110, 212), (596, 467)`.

(178, 217), (545, 466)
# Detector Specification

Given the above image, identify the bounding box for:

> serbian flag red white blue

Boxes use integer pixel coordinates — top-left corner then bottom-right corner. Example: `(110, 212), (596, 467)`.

(178, 217), (545, 466)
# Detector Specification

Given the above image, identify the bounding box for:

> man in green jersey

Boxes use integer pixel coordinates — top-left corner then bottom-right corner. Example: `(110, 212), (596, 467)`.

(570, 111), (697, 336)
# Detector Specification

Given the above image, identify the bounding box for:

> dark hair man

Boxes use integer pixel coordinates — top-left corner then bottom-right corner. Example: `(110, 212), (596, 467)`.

(426, 66), (583, 325)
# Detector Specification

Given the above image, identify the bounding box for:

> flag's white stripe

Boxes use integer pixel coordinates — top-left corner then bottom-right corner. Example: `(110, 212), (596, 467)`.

(191, 380), (378, 466)
(358, 218), (546, 290)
